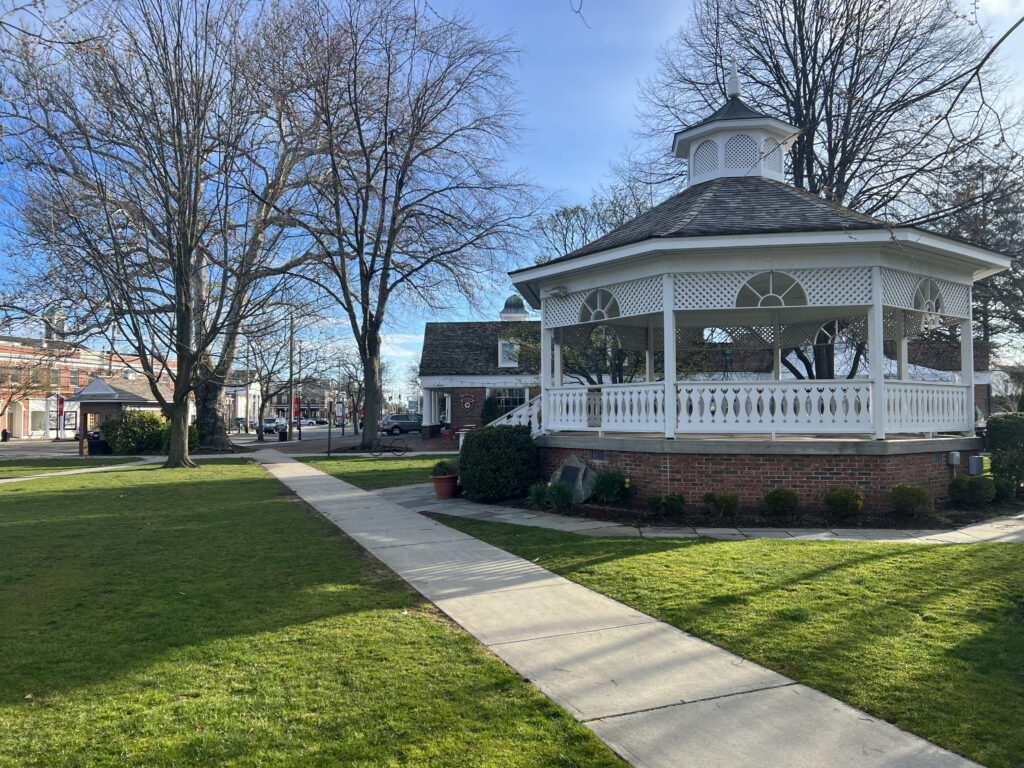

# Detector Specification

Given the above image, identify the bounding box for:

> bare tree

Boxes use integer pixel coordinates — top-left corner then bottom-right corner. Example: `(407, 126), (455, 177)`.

(290, 0), (535, 449)
(0, 0), (309, 465)
(636, 0), (1016, 219)
(241, 308), (334, 442)
(532, 181), (655, 263)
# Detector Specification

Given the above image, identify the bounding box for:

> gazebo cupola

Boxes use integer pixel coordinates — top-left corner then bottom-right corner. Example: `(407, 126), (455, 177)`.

(671, 59), (796, 185)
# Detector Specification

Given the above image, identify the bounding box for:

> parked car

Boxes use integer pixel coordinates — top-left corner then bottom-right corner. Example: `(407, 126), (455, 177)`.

(262, 417), (287, 434)
(301, 418), (316, 426)
(315, 418), (328, 425)
(380, 413), (423, 435)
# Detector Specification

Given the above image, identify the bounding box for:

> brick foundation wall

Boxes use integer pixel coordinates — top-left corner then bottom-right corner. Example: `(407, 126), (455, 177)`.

(539, 446), (963, 510)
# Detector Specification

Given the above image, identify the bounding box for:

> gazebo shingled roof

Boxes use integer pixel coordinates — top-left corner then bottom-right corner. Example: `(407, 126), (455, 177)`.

(533, 176), (887, 267)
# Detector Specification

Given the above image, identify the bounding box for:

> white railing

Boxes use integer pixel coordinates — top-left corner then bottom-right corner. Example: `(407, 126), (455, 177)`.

(676, 381), (872, 434)
(542, 379), (973, 436)
(885, 381), (971, 434)
(601, 383), (666, 432)
(492, 394), (542, 436)
(547, 386), (593, 431)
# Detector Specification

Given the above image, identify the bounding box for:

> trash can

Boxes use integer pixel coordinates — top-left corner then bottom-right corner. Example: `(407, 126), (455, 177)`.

(278, 430), (287, 442)
(1, 429), (9, 442)
(87, 437), (112, 455)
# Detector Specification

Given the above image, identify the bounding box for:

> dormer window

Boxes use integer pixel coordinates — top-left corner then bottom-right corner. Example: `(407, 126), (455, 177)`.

(498, 339), (519, 367)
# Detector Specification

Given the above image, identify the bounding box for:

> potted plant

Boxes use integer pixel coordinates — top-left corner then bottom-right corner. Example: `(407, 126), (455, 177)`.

(430, 459), (459, 499)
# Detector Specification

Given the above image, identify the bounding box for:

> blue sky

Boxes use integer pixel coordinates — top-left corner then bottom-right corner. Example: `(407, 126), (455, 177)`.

(380, 0), (1024, 379)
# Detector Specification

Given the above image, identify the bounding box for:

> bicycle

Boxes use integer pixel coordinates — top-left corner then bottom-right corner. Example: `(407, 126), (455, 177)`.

(369, 434), (408, 457)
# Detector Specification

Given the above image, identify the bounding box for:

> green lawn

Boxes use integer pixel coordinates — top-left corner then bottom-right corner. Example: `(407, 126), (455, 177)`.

(0, 457), (135, 479)
(437, 517), (1024, 768)
(0, 462), (622, 767)
(301, 454), (453, 490)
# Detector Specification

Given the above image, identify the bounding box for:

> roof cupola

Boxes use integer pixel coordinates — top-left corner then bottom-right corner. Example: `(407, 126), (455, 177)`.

(672, 58), (798, 186)
(499, 294), (529, 321)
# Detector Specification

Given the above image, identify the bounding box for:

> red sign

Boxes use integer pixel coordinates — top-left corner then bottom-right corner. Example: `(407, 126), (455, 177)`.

(58, 396), (65, 417)
(294, 396), (300, 418)
(461, 393), (475, 410)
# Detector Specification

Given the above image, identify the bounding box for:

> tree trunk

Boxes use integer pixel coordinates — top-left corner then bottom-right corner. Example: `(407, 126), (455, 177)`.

(194, 377), (234, 451)
(359, 340), (383, 451)
(164, 401), (196, 468)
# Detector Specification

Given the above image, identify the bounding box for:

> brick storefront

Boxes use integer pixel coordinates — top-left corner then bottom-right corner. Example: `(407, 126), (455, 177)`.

(538, 438), (983, 511)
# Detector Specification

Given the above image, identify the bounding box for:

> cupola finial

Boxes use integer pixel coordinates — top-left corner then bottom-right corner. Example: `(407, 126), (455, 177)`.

(726, 56), (741, 99)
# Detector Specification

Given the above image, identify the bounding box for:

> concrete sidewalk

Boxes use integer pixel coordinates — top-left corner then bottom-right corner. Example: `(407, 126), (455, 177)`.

(257, 450), (978, 768)
(379, 483), (1024, 545)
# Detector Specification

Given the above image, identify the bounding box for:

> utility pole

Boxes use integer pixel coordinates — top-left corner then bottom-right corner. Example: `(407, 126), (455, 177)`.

(297, 340), (303, 440)
(288, 313), (294, 442)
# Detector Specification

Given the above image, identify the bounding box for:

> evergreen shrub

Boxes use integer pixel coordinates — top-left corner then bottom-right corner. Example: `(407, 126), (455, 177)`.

(987, 414), (1024, 484)
(948, 475), (971, 504)
(646, 495), (664, 515)
(763, 488), (799, 517)
(966, 475), (996, 506)
(888, 484), (934, 520)
(993, 477), (1017, 503)
(822, 486), (863, 521)
(663, 493), (685, 517)
(459, 425), (537, 502)
(703, 491), (739, 519)
(480, 395), (501, 425)
(100, 411), (165, 454)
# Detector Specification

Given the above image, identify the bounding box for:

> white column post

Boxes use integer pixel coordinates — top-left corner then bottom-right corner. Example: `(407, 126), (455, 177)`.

(540, 301), (552, 433)
(662, 274), (677, 438)
(895, 311), (907, 380)
(869, 266), (886, 439)
(422, 389), (437, 427)
(553, 329), (563, 388)
(961, 310), (975, 436)
(646, 316), (656, 382)
(772, 313), (782, 381)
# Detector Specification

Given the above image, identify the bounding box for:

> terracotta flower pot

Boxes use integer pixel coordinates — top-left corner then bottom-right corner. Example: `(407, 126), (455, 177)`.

(432, 474), (458, 499)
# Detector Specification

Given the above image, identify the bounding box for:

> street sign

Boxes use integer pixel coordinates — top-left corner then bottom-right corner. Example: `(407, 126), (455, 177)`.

(335, 402), (345, 418)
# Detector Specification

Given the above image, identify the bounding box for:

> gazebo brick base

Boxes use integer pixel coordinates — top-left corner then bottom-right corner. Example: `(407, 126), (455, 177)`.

(536, 435), (984, 510)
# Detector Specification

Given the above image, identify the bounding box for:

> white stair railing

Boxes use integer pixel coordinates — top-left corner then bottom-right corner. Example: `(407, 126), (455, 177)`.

(492, 394), (542, 436)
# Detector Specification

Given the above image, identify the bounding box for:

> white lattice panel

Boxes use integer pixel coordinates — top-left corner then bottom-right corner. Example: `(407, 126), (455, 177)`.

(881, 268), (971, 319)
(544, 277), (663, 328)
(788, 268), (872, 305)
(614, 276), (662, 317)
(693, 140), (718, 176)
(724, 134), (758, 169)
(543, 294), (585, 327)
(675, 269), (872, 310)
(762, 137), (783, 173)
(675, 271), (754, 309)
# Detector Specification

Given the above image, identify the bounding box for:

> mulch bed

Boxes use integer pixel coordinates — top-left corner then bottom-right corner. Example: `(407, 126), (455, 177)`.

(510, 496), (1011, 530)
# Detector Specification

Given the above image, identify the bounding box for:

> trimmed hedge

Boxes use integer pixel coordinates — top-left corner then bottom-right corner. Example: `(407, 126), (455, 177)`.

(100, 411), (166, 454)
(459, 425), (538, 502)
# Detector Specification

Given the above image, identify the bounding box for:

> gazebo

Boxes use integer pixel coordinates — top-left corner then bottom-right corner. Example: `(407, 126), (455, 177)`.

(505, 67), (1009, 507)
